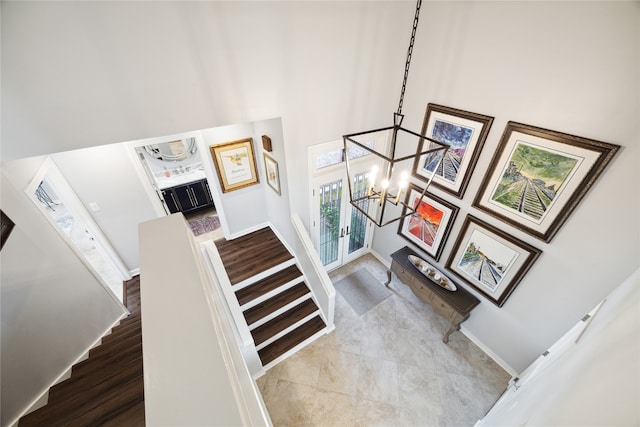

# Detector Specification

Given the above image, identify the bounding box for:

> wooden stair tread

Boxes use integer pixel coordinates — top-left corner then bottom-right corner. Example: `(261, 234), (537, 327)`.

(19, 276), (145, 427)
(99, 400), (146, 427)
(102, 322), (141, 343)
(89, 333), (142, 358)
(65, 376), (144, 427)
(251, 298), (319, 346)
(19, 363), (143, 426)
(50, 354), (143, 401)
(258, 315), (326, 366)
(243, 282), (311, 326)
(73, 341), (143, 375)
(236, 264), (303, 306)
(215, 227), (293, 284)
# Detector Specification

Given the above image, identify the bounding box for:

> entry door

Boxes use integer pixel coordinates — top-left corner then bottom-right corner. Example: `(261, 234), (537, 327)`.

(312, 165), (374, 271)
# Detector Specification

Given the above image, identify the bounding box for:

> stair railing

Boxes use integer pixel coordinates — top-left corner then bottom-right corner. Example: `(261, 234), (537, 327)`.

(290, 214), (336, 330)
(200, 241), (259, 366)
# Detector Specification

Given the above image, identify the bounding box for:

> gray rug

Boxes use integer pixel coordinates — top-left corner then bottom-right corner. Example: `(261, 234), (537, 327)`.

(334, 268), (391, 316)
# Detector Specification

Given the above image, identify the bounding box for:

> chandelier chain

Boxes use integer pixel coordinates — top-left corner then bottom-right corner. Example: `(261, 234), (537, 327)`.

(397, 0), (422, 116)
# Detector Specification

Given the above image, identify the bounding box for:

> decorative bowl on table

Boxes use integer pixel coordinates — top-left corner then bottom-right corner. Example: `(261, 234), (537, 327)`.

(408, 255), (457, 291)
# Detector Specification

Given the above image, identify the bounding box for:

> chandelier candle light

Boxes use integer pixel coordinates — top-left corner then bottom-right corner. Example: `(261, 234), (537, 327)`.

(342, 0), (448, 227)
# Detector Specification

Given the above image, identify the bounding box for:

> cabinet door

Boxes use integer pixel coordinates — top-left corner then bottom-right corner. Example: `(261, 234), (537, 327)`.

(174, 185), (196, 211)
(189, 180), (211, 208)
(162, 189), (180, 214)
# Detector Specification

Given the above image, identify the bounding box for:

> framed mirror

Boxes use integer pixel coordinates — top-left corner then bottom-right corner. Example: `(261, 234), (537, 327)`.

(143, 137), (198, 162)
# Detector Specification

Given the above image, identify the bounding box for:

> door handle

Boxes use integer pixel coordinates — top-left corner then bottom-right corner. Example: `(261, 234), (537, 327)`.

(190, 188), (199, 205)
(346, 226), (350, 235)
(340, 228), (344, 238)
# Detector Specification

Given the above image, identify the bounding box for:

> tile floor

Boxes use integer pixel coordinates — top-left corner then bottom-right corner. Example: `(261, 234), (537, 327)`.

(257, 253), (511, 427)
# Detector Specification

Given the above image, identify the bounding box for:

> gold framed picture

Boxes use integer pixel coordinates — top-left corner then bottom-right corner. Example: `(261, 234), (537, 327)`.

(210, 138), (259, 193)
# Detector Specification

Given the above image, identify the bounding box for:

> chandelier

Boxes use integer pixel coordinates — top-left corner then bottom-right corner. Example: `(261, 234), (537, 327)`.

(342, 0), (448, 227)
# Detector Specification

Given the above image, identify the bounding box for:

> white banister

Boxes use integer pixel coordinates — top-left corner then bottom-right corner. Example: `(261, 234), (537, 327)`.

(139, 214), (271, 426)
(201, 241), (254, 349)
(290, 214), (335, 330)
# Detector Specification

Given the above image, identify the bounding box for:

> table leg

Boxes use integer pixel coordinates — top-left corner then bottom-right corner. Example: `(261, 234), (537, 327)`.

(384, 269), (392, 287)
(442, 322), (461, 344)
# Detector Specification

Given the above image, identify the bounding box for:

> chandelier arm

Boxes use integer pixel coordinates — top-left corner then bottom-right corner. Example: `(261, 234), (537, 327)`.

(397, 0), (423, 116)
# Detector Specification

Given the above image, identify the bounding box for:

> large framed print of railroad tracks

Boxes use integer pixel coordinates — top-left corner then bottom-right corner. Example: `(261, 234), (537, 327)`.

(473, 122), (619, 243)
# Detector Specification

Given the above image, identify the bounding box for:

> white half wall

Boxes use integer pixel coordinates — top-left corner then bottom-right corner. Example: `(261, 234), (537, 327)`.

(0, 158), (127, 427)
(477, 269), (640, 426)
(51, 144), (159, 271)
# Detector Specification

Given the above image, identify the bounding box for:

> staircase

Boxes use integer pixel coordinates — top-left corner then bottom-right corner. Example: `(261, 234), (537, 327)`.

(215, 227), (327, 367)
(19, 277), (145, 427)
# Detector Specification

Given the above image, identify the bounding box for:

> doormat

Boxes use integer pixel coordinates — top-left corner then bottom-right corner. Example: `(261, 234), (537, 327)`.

(189, 216), (221, 236)
(333, 268), (391, 316)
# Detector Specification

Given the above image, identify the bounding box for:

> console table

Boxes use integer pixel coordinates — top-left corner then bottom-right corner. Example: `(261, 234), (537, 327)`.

(386, 246), (480, 343)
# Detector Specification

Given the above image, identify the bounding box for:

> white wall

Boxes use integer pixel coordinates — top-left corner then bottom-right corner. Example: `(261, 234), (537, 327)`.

(200, 123), (269, 236)
(372, 1), (639, 372)
(477, 269), (640, 426)
(253, 118), (295, 244)
(2, 0), (638, 374)
(0, 158), (127, 426)
(51, 144), (158, 271)
(139, 214), (269, 426)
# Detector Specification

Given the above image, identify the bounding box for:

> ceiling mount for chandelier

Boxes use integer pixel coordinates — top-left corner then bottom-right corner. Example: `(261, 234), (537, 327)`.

(342, 0), (448, 227)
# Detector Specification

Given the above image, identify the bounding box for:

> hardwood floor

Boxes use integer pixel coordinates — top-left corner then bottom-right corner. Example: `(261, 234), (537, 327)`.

(19, 277), (144, 427)
(215, 227), (327, 367)
(215, 227), (294, 285)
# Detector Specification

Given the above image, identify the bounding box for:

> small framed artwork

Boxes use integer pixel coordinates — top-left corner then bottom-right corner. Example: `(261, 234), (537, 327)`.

(1, 210), (15, 250)
(210, 138), (260, 193)
(473, 122), (619, 242)
(413, 104), (494, 198)
(263, 153), (281, 195)
(446, 215), (542, 307)
(397, 184), (459, 261)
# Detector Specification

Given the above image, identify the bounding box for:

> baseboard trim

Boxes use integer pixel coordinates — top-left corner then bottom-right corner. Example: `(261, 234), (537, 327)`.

(227, 222), (271, 240)
(369, 249), (390, 269)
(460, 326), (518, 377)
(369, 248), (517, 377)
(8, 313), (128, 426)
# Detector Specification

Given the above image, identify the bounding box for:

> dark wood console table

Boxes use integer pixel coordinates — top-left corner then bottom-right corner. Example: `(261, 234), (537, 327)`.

(386, 246), (480, 343)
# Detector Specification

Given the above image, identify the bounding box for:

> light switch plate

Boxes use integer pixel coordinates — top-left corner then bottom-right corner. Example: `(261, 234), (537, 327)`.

(89, 202), (100, 212)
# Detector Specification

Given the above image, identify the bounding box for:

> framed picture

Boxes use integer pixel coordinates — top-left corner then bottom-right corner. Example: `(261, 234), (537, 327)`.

(413, 104), (494, 198)
(446, 215), (542, 307)
(210, 138), (259, 193)
(1, 210), (15, 250)
(397, 184), (459, 261)
(473, 122), (619, 242)
(263, 153), (281, 195)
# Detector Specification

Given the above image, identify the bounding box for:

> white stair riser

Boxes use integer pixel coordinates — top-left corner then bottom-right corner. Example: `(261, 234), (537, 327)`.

(254, 312), (321, 351)
(247, 294), (313, 331)
(232, 259), (297, 292)
(239, 278), (305, 312)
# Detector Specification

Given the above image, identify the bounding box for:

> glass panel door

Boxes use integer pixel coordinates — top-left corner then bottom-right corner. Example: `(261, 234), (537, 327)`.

(344, 171), (371, 262)
(317, 177), (344, 270)
(312, 166), (374, 271)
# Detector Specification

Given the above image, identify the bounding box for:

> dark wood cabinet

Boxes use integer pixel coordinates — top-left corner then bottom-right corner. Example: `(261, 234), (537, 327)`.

(387, 246), (480, 343)
(162, 188), (181, 214)
(161, 179), (214, 214)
